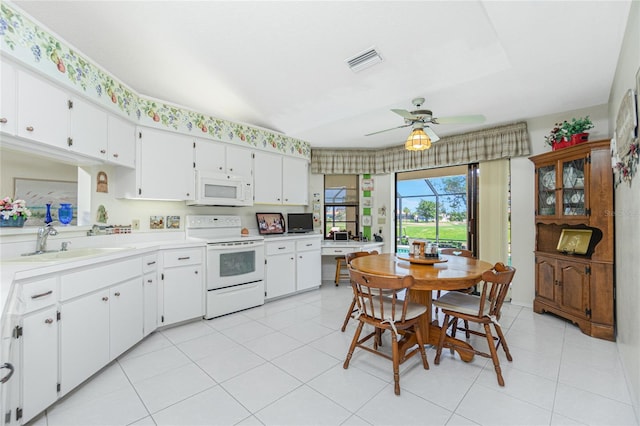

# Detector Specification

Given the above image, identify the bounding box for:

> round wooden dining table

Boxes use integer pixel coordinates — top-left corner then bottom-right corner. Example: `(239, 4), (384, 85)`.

(350, 253), (493, 362)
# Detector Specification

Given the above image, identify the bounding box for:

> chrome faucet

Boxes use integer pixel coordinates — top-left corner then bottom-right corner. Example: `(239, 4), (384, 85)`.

(36, 223), (58, 253)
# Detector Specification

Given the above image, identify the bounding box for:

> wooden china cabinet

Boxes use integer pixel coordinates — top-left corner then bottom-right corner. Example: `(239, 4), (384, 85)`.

(529, 139), (615, 341)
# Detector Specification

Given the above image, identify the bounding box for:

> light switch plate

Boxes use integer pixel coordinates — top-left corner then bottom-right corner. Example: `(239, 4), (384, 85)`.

(132, 219), (140, 230)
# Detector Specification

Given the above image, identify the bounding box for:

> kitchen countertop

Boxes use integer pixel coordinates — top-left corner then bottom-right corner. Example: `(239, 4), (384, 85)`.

(0, 239), (206, 321)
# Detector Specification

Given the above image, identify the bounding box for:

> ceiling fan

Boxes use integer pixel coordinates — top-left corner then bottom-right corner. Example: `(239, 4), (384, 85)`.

(366, 97), (485, 150)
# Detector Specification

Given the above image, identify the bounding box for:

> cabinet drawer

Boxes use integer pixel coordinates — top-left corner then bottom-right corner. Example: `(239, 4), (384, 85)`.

(296, 238), (321, 252)
(142, 254), (158, 273)
(60, 257), (141, 301)
(321, 247), (357, 256)
(266, 241), (295, 255)
(163, 248), (202, 267)
(22, 277), (58, 313)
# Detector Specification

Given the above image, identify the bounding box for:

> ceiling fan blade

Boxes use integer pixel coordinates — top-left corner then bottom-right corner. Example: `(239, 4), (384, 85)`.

(423, 126), (440, 143)
(391, 109), (418, 120)
(365, 123), (411, 136)
(432, 114), (486, 125)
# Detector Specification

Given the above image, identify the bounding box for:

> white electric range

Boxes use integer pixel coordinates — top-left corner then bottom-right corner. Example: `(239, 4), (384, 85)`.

(186, 215), (264, 318)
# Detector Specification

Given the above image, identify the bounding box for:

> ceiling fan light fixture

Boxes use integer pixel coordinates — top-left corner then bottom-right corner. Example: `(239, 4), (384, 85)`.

(405, 128), (431, 151)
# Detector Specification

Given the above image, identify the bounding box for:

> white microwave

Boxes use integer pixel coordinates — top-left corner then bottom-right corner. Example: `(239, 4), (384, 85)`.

(187, 171), (253, 206)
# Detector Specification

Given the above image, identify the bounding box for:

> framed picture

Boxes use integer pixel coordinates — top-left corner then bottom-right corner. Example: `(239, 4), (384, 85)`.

(14, 178), (77, 226)
(362, 215), (372, 226)
(636, 66), (640, 132)
(362, 178), (374, 191)
(557, 229), (593, 255)
(362, 197), (373, 207)
(150, 215), (164, 229)
(615, 89), (637, 159)
(166, 215), (180, 229)
(256, 212), (285, 235)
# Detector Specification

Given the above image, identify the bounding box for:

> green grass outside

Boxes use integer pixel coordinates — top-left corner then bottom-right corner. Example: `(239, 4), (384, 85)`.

(397, 221), (467, 242)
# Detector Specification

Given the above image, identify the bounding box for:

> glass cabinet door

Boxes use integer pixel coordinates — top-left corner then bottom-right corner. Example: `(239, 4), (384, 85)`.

(537, 164), (557, 216)
(561, 158), (586, 216)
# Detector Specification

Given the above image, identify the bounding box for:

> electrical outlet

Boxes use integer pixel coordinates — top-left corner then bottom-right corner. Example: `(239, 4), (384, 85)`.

(132, 219), (140, 230)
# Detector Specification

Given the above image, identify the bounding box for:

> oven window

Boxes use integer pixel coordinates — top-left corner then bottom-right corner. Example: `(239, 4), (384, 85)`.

(220, 251), (256, 277)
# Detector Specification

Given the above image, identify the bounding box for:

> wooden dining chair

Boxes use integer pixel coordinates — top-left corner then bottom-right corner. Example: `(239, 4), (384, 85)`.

(433, 262), (516, 386)
(343, 265), (429, 395)
(340, 250), (378, 332)
(434, 248), (475, 319)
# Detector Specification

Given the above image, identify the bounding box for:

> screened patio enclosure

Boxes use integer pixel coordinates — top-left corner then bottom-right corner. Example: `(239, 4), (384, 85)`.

(396, 166), (472, 253)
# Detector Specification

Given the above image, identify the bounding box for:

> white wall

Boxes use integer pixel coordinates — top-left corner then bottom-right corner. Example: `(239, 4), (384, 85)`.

(608, 0), (640, 419)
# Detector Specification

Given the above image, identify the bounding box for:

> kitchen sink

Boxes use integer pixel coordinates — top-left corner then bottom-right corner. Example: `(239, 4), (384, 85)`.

(3, 247), (131, 263)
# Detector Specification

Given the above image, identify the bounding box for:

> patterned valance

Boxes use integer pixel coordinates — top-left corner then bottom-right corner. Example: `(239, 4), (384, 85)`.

(311, 122), (531, 174)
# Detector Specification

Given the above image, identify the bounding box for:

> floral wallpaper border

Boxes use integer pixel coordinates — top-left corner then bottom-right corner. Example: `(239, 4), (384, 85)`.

(0, 3), (310, 159)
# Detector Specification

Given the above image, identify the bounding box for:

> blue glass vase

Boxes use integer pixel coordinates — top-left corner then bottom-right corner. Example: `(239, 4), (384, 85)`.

(58, 203), (73, 225)
(44, 203), (53, 224)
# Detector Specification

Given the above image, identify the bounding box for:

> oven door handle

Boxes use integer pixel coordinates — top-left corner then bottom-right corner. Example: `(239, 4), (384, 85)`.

(212, 281), (262, 294)
(207, 242), (264, 250)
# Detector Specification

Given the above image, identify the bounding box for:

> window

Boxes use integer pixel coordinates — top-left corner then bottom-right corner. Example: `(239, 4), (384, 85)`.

(324, 175), (359, 239)
(395, 165), (478, 253)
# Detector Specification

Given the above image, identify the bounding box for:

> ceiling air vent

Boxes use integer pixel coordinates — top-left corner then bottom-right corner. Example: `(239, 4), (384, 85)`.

(345, 47), (383, 72)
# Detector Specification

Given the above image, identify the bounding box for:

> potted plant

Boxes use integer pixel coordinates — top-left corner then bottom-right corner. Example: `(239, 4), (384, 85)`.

(545, 116), (594, 150)
(561, 116), (594, 145)
(0, 197), (32, 227)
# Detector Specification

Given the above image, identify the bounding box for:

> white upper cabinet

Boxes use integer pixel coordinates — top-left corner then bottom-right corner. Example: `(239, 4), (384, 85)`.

(254, 151), (283, 204)
(0, 59), (17, 135)
(194, 140), (252, 180)
(282, 157), (309, 205)
(113, 126), (195, 200)
(16, 69), (69, 149)
(254, 151), (308, 205)
(107, 115), (136, 168)
(68, 96), (108, 159)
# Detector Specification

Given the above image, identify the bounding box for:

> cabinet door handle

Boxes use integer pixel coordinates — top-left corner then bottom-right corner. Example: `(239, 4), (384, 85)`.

(112, 153), (119, 158)
(100, 149), (106, 154)
(194, 270), (198, 275)
(31, 290), (53, 299)
(306, 243), (313, 247)
(147, 279), (153, 284)
(0, 363), (14, 384)
(114, 292), (121, 297)
(102, 296), (109, 302)
(25, 126), (34, 132)
(0, 118), (7, 123)
(178, 256), (191, 260)
(146, 261), (156, 266)
(44, 318), (54, 324)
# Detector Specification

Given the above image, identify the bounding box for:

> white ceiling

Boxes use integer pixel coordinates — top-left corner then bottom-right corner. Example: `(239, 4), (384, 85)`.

(12, 1), (632, 150)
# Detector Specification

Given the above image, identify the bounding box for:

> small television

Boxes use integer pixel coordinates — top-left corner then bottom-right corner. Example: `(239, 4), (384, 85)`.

(287, 213), (314, 233)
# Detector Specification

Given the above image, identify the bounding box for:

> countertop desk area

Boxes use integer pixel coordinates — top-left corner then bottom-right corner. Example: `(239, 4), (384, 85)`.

(321, 241), (384, 256)
(350, 253), (493, 362)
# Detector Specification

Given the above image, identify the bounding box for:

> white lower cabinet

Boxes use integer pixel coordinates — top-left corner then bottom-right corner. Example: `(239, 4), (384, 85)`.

(59, 289), (110, 396)
(21, 306), (58, 423)
(160, 248), (204, 326)
(109, 278), (143, 360)
(59, 256), (142, 396)
(9, 245), (207, 424)
(265, 241), (296, 299)
(296, 238), (321, 291)
(142, 254), (159, 337)
(265, 235), (322, 299)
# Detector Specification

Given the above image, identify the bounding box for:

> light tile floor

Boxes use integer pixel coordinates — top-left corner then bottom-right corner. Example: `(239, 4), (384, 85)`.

(31, 282), (638, 426)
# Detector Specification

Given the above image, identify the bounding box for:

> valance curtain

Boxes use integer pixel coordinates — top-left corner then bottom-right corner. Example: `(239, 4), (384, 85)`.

(311, 122), (530, 175)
